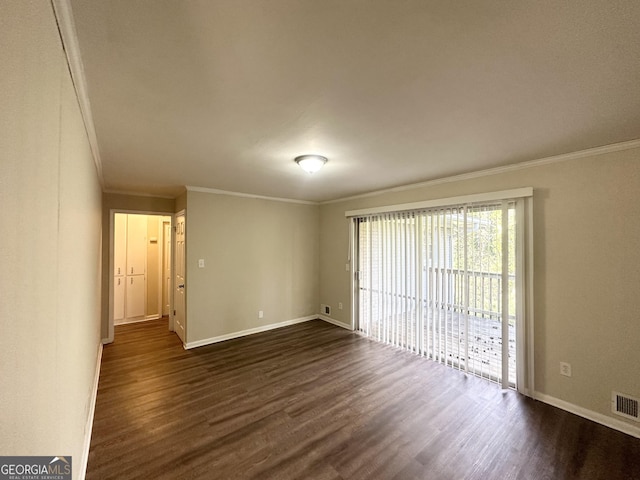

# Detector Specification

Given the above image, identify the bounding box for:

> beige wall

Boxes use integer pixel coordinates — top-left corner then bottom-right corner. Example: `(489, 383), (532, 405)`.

(319, 147), (640, 430)
(100, 193), (175, 339)
(0, 1), (103, 477)
(185, 191), (320, 343)
(175, 191), (187, 213)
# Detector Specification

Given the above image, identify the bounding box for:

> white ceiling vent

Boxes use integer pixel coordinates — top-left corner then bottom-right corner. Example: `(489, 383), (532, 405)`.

(612, 392), (640, 421)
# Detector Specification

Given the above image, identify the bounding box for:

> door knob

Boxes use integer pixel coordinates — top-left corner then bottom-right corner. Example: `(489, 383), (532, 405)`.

(178, 284), (185, 289)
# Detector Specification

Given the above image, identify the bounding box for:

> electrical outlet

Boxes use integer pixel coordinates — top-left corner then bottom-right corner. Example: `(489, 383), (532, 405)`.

(258, 310), (264, 319)
(198, 259), (205, 268)
(338, 302), (343, 310)
(345, 263), (350, 271)
(560, 362), (572, 377)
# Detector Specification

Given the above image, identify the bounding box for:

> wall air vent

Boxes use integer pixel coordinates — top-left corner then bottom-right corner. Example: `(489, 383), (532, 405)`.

(612, 392), (640, 421)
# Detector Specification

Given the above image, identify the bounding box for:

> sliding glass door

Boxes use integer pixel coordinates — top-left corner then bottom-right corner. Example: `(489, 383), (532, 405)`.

(354, 200), (522, 389)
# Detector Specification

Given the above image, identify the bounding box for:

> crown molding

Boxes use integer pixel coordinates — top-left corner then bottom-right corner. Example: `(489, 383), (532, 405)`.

(322, 138), (640, 205)
(102, 189), (177, 200)
(186, 186), (319, 205)
(51, 0), (104, 185)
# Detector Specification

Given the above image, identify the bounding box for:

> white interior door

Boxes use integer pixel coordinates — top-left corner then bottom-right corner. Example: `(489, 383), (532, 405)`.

(174, 213), (186, 343)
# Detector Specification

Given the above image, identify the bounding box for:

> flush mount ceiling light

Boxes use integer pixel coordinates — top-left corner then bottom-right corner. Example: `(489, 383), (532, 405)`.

(294, 154), (327, 174)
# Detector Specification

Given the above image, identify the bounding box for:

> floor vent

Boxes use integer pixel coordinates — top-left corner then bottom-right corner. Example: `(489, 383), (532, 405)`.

(612, 392), (640, 421)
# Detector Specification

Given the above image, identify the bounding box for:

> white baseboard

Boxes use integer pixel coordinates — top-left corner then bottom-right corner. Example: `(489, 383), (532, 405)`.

(535, 392), (640, 439)
(185, 315), (318, 349)
(79, 342), (103, 480)
(319, 314), (353, 330)
(115, 316), (157, 326)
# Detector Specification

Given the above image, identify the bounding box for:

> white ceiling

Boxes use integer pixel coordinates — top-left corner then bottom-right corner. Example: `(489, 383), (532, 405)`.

(69, 0), (640, 202)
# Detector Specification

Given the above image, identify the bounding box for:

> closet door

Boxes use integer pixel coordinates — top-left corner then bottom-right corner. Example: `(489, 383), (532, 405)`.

(114, 213), (127, 276)
(126, 275), (145, 318)
(114, 276), (125, 322)
(126, 215), (147, 276)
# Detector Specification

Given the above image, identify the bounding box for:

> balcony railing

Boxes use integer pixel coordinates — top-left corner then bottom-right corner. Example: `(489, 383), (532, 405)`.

(358, 267), (516, 385)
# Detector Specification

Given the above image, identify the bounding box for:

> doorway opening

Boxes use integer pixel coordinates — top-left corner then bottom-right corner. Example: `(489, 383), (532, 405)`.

(108, 211), (174, 343)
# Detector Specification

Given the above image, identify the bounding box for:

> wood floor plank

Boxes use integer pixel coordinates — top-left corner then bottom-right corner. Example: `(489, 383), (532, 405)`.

(86, 319), (640, 480)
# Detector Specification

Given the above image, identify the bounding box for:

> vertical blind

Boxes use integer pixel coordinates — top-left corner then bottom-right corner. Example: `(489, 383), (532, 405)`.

(355, 201), (518, 388)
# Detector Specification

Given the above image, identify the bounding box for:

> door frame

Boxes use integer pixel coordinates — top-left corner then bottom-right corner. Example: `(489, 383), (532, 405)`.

(349, 219), (358, 332)
(106, 209), (175, 343)
(162, 220), (172, 317)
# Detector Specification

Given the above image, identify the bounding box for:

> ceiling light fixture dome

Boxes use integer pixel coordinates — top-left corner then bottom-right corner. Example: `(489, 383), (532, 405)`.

(295, 154), (327, 174)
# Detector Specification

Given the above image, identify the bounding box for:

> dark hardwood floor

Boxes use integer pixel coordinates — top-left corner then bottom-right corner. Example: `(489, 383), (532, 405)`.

(87, 319), (640, 480)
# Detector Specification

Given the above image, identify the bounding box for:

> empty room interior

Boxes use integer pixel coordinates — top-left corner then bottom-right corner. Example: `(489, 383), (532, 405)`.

(2, 1), (640, 479)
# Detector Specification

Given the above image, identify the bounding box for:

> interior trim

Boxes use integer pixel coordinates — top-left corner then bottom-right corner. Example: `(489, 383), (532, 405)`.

(184, 315), (318, 349)
(319, 314), (353, 331)
(324, 138), (640, 205)
(103, 189), (177, 200)
(51, 0), (104, 185)
(535, 392), (640, 439)
(79, 342), (102, 480)
(186, 185), (319, 205)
